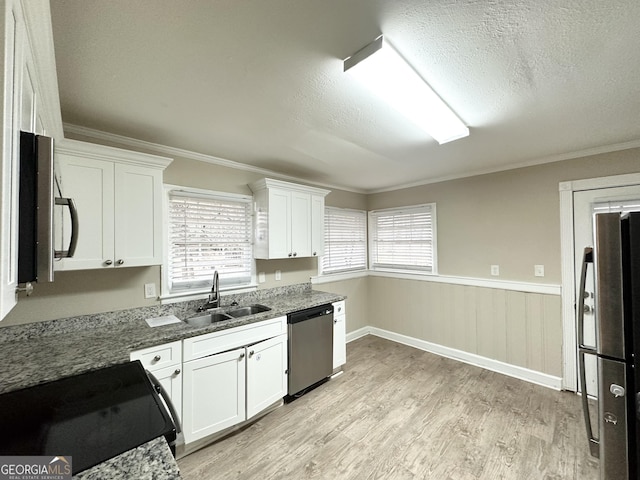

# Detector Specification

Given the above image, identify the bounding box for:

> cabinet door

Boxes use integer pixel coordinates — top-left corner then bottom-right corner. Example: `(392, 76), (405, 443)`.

(114, 164), (162, 267)
(311, 194), (324, 257)
(290, 191), (311, 257)
(0, 4), (22, 318)
(333, 301), (346, 369)
(55, 155), (115, 270)
(246, 334), (287, 419)
(182, 348), (246, 444)
(150, 364), (183, 427)
(267, 188), (291, 258)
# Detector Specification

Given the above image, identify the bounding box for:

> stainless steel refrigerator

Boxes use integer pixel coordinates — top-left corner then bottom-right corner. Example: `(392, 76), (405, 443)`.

(578, 212), (640, 480)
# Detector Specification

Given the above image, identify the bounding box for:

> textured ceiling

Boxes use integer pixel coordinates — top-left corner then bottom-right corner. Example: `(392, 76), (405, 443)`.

(50, 0), (640, 192)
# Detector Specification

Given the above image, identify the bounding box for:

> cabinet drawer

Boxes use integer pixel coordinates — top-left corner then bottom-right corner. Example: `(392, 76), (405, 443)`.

(130, 341), (182, 370)
(333, 300), (346, 316)
(183, 316), (287, 362)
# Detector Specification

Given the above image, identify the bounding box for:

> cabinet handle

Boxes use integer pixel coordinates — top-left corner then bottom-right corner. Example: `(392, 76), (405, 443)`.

(174, 368), (181, 375)
(153, 355), (161, 362)
(293, 252), (297, 257)
(313, 252), (317, 256)
(239, 353), (245, 360)
(249, 350), (255, 357)
(117, 259), (124, 265)
(288, 253), (292, 257)
(104, 259), (113, 266)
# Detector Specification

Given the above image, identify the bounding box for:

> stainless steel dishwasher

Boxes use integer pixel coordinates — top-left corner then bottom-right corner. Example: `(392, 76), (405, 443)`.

(287, 303), (334, 399)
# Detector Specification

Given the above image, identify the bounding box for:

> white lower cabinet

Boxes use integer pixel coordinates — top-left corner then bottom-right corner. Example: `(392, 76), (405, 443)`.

(130, 341), (183, 426)
(333, 301), (346, 369)
(181, 317), (288, 445)
(246, 334), (288, 418)
(182, 347), (246, 444)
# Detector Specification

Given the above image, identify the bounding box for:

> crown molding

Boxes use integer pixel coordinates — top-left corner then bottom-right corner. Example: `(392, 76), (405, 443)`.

(64, 123), (640, 196)
(367, 139), (640, 194)
(62, 123), (367, 194)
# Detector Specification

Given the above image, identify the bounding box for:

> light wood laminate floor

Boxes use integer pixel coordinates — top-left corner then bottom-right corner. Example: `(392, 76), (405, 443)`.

(178, 335), (599, 479)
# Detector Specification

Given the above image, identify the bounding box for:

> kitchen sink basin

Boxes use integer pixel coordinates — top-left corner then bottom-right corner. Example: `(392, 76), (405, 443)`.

(226, 304), (271, 318)
(183, 311), (233, 327)
(183, 304), (271, 326)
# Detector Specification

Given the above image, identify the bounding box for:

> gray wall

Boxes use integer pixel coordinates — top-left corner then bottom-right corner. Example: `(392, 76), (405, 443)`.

(368, 147), (640, 283)
(366, 147), (640, 376)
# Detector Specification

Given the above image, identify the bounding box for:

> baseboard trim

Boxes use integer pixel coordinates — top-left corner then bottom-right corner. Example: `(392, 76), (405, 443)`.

(347, 327), (562, 391)
(346, 327), (372, 343)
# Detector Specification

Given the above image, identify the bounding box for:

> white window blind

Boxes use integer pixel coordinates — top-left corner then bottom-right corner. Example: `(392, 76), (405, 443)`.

(322, 207), (367, 275)
(168, 190), (252, 292)
(369, 203), (437, 273)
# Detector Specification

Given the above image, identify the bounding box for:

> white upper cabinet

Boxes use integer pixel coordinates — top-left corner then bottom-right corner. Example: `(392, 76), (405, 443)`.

(54, 139), (171, 271)
(249, 178), (329, 260)
(1, 0), (64, 320)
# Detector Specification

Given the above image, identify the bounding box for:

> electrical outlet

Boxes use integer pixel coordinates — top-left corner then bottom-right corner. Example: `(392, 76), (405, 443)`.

(534, 265), (545, 277)
(258, 272), (266, 283)
(491, 265), (500, 276)
(275, 270), (282, 281)
(144, 283), (156, 299)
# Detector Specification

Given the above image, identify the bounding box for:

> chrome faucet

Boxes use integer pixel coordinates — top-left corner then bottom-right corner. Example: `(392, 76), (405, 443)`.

(210, 270), (220, 308)
(197, 270), (220, 311)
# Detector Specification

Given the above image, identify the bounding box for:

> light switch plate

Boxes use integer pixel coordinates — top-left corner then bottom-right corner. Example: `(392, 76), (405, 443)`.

(534, 265), (545, 277)
(275, 270), (282, 281)
(258, 272), (266, 283)
(144, 283), (156, 299)
(491, 265), (500, 276)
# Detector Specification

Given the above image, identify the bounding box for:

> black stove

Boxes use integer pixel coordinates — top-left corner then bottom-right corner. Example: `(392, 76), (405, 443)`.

(0, 361), (176, 475)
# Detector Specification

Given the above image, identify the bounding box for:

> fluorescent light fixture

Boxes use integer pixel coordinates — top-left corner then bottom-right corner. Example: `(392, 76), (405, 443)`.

(344, 35), (469, 144)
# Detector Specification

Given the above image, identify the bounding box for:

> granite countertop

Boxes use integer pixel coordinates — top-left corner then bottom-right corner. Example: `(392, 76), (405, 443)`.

(73, 437), (180, 480)
(0, 283), (344, 394)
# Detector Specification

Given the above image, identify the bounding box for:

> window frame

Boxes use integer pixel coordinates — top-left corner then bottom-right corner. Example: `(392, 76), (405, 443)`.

(161, 184), (256, 301)
(368, 203), (437, 275)
(320, 206), (368, 276)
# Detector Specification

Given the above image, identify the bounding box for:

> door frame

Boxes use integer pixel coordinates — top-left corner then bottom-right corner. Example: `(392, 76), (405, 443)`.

(560, 172), (640, 391)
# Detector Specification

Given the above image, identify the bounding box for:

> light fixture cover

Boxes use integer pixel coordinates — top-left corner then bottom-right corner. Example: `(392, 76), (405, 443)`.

(344, 35), (469, 144)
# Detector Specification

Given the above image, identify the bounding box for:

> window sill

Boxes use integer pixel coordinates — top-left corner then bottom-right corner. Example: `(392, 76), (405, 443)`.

(311, 270), (369, 284)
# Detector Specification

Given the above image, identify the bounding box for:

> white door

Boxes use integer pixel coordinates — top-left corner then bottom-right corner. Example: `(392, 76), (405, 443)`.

(290, 191), (311, 258)
(333, 301), (346, 369)
(182, 347), (246, 444)
(573, 186), (640, 397)
(311, 195), (325, 257)
(55, 154), (115, 270)
(114, 163), (162, 267)
(267, 188), (291, 258)
(151, 364), (183, 427)
(246, 334), (287, 419)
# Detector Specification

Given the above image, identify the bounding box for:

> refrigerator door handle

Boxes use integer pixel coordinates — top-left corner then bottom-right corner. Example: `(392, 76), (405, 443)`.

(577, 246), (599, 458)
(578, 349), (600, 458)
(578, 247), (593, 350)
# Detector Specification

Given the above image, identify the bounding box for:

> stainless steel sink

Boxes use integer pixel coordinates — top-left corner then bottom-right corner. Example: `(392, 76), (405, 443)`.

(226, 304), (271, 318)
(183, 304), (271, 326)
(183, 311), (233, 327)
